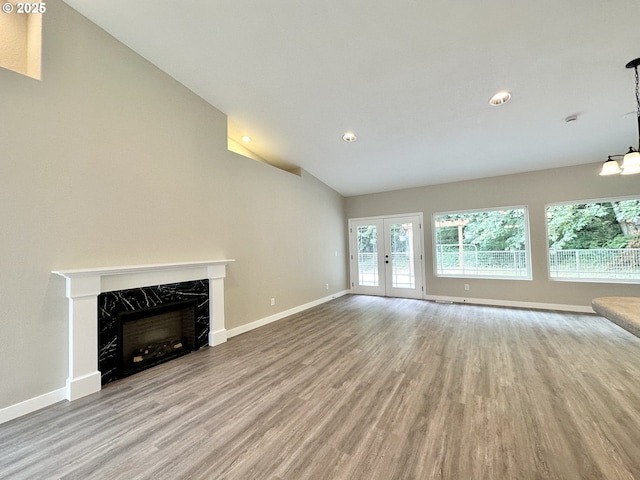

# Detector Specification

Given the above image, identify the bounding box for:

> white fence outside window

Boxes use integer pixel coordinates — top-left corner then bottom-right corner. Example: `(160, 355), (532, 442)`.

(435, 245), (528, 277)
(549, 248), (640, 280)
(434, 245), (640, 280)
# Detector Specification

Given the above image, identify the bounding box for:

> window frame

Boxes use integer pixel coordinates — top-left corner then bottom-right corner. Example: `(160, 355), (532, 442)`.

(432, 205), (532, 280)
(545, 195), (640, 284)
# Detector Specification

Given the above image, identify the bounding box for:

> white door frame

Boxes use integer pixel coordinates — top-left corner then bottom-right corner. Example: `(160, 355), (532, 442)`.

(348, 213), (425, 299)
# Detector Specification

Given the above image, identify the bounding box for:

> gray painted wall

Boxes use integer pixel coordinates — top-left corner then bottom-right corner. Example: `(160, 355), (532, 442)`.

(0, 1), (348, 409)
(346, 164), (639, 307)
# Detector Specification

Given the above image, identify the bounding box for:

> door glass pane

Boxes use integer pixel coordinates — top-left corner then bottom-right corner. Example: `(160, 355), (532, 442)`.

(390, 223), (415, 288)
(357, 225), (379, 286)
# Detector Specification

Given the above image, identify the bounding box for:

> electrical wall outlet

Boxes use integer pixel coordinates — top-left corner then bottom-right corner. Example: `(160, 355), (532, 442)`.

(326, 283), (329, 290)
(464, 284), (470, 291)
(270, 298), (276, 306)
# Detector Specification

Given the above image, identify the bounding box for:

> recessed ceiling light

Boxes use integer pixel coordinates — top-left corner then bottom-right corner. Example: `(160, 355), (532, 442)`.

(241, 136), (251, 143)
(489, 91), (511, 106)
(342, 131), (357, 142)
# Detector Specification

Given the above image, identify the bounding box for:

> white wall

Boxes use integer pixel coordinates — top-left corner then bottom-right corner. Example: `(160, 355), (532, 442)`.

(0, 0), (348, 411)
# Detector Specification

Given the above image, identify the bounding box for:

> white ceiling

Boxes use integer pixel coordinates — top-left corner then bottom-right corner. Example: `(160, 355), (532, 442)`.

(62, 0), (640, 196)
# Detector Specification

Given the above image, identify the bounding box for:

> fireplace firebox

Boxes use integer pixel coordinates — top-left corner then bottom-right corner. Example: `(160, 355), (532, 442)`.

(118, 299), (197, 378)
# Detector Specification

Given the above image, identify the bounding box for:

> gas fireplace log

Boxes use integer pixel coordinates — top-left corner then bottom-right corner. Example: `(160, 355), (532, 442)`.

(132, 338), (184, 363)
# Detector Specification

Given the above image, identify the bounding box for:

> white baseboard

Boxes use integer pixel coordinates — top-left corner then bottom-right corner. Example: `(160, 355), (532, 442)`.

(227, 290), (349, 338)
(67, 371), (102, 401)
(0, 387), (67, 425)
(209, 328), (228, 346)
(424, 294), (595, 313)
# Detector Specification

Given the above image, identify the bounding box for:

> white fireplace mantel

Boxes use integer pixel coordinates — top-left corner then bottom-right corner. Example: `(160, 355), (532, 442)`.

(53, 260), (234, 401)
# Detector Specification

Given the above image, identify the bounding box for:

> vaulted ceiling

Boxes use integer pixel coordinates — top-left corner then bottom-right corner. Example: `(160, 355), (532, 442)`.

(63, 0), (640, 196)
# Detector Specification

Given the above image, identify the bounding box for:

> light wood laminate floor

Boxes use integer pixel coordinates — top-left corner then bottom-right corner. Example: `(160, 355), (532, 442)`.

(2, 295), (640, 479)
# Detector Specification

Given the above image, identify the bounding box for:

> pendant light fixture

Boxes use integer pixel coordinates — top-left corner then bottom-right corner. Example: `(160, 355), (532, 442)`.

(600, 57), (640, 176)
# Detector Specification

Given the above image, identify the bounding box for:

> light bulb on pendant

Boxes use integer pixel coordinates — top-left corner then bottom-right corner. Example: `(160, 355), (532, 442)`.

(600, 157), (622, 176)
(621, 148), (640, 169)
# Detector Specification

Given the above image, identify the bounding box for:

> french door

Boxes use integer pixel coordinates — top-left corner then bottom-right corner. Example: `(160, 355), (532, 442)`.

(349, 214), (424, 299)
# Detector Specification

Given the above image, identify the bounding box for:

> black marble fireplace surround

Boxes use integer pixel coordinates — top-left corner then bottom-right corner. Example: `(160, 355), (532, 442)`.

(98, 280), (209, 384)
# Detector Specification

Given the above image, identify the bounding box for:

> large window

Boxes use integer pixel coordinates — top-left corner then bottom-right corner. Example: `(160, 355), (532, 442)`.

(546, 197), (640, 282)
(434, 207), (530, 279)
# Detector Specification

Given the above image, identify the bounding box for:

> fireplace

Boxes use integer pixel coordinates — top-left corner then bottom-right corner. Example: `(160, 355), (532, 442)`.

(98, 280), (209, 384)
(53, 260), (234, 401)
